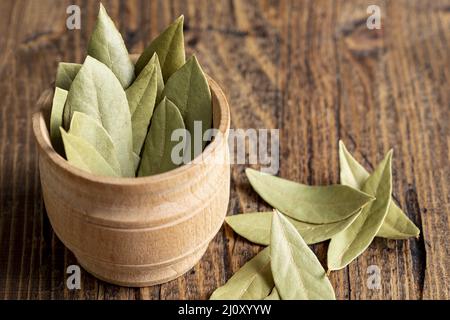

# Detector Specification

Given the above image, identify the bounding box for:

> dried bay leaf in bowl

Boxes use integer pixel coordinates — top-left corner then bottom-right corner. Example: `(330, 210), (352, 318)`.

(60, 129), (120, 177)
(68, 112), (122, 176)
(135, 15), (185, 82)
(49, 4), (216, 179)
(55, 63), (81, 91)
(87, 3), (135, 88)
(163, 56), (212, 161)
(126, 53), (164, 155)
(64, 56), (135, 177)
(138, 98), (186, 176)
(49, 87), (68, 155)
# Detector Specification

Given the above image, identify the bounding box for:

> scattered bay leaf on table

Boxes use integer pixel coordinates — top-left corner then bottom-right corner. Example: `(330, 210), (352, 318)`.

(135, 15), (185, 81)
(138, 98), (186, 176)
(49, 87), (68, 155)
(55, 62), (81, 90)
(126, 53), (164, 155)
(339, 141), (419, 239)
(60, 129), (119, 177)
(64, 56), (135, 177)
(339, 141), (368, 188)
(210, 247), (273, 300)
(328, 151), (393, 271)
(68, 112), (122, 176)
(245, 168), (374, 224)
(163, 56), (212, 160)
(226, 211), (360, 246)
(271, 211), (335, 300)
(265, 287), (280, 300)
(376, 203), (420, 239)
(87, 3), (134, 88)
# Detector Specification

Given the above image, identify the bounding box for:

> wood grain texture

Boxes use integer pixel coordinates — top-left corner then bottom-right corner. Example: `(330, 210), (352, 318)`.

(0, 0), (448, 299)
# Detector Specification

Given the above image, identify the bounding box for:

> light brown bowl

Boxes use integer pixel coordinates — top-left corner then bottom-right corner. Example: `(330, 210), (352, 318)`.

(32, 77), (231, 287)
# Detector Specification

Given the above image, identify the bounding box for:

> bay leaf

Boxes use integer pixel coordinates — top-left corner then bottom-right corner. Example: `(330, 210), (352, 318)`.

(126, 53), (164, 154)
(49, 87), (68, 155)
(328, 150), (393, 271)
(339, 141), (419, 239)
(264, 287), (280, 300)
(137, 98), (186, 176)
(226, 210), (360, 246)
(271, 211), (336, 300)
(60, 129), (119, 177)
(87, 3), (135, 88)
(62, 95), (71, 132)
(55, 62), (81, 90)
(210, 247), (273, 300)
(162, 56), (212, 160)
(376, 203), (420, 239)
(135, 15), (185, 82)
(245, 168), (374, 224)
(68, 112), (122, 176)
(132, 152), (140, 173)
(64, 55), (135, 177)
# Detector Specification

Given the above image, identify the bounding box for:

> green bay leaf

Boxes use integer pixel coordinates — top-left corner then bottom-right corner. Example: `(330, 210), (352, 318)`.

(138, 98), (186, 176)
(68, 112), (122, 176)
(226, 211), (360, 246)
(264, 287), (280, 300)
(87, 4), (135, 88)
(49, 87), (68, 155)
(64, 55), (135, 177)
(126, 53), (164, 155)
(135, 15), (185, 82)
(60, 129), (119, 177)
(162, 56), (212, 160)
(132, 152), (140, 173)
(55, 62), (81, 90)
(376, 203), (420, 239)
(271, 211), (336, 300)
(339, 141), (419, 239)
(245, 168), (374, 224)
(210, 247), (273, 300)
(339, 141), (368, 189)
(328, 150), (393, 271)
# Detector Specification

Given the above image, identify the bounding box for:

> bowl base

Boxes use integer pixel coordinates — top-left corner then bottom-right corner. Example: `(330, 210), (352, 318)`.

(75, 244), (209, 287)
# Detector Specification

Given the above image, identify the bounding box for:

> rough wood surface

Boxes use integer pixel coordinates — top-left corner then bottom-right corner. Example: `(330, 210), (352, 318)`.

(0, 0), (448, 299)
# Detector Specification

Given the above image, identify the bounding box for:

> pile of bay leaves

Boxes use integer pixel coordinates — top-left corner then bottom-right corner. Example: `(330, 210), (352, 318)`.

(50, 4), (212, 177)
(211, 141), (419, 300)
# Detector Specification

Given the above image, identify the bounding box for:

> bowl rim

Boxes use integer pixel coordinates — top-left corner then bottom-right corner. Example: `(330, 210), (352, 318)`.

(32, 76), (230, 186)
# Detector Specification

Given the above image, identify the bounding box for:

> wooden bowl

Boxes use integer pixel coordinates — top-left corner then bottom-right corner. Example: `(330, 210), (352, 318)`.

(32, 77), (231, 287)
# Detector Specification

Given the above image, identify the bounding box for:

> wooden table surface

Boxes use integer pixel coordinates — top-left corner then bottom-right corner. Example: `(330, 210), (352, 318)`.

(0, 0), (448, 300)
